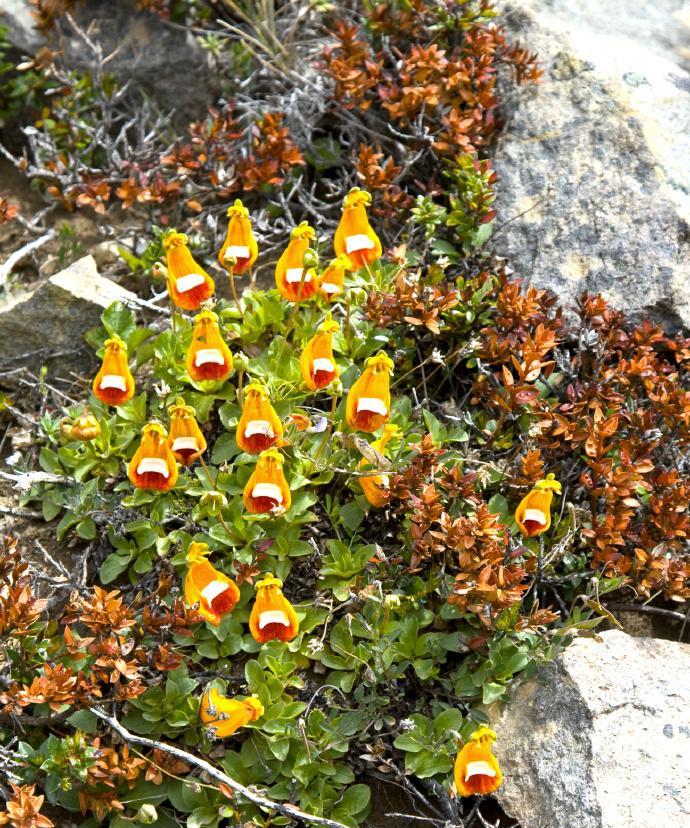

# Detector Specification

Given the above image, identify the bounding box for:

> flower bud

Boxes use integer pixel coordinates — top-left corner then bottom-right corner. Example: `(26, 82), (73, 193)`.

(302, 248), (319, 269)
(330, 378), (344, 397)
(200, 490), (228, 515)
(151, 261), (167, 280)
(233, 352), (250, 373)
(59, 417), (75, 441)
(71, 411), (101, 442)
(347, 287), (368, 305)
(135, 803), (158, 824)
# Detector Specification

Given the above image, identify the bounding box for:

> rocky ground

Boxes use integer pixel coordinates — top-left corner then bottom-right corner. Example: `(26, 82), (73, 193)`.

(1, 2), (689, 827)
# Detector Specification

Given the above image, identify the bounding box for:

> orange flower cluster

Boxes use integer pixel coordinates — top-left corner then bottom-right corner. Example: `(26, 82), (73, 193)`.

(184, 543), (299, 644)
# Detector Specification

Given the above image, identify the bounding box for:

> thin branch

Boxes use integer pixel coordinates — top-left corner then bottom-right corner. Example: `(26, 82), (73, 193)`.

(605, 602), (688, 624)
(0, 506), (43, 520)
(89, 707), (349, 828)
(0, 470), (75, 493)
(0, 232), (56, 290)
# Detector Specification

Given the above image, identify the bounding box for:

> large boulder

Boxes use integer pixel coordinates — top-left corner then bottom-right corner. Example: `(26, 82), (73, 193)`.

(0, 0), (216, 122)
(494, 0), (690, 329)
(0, 255), (137, 376)
(491, 629), (690, 828)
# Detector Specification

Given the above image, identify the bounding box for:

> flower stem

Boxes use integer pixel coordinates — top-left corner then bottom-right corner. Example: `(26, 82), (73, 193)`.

(237, 370), (244, 407)
(229, 269), (242, 315)
(199, 455), (217, 489)
(314, 393), (339, 463)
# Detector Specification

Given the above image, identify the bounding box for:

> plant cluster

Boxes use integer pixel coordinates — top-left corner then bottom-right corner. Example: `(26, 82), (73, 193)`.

(3, 180), (688, 826)
(0, 3), (688, 828)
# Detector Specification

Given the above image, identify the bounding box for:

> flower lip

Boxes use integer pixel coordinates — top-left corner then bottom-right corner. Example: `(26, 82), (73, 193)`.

(172, 436), (199, 452)
(523, 508), (547, 525)
(176, 273), (206, 293)
(137, 458), (170, 477)
(286, 268), (312, 283)
(99, 374), (127, 391)
(258, 610), (290, 629)
(163, 230), (188, 249)
(224, 245), (250, 261)
(357, 397), (388, 415)
(313, 357), (336, 374)
(465, 760), (497, 781)
(252, 483), (283, 503)
(195, 348), (225, 367)
(244, 420), (274, 439)
(343, 187), (372, 208)
(290, 221), (315, 240)
(201, 580), (231, 603)
(345, 234), (375, 254)
(227, 199), (249, 218)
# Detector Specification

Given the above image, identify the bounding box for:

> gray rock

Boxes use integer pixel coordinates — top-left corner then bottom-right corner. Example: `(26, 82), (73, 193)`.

(1, 0), (216, 121)
(0, 0), (42, 52)
(494, 0), (690, 329)
(491, 629), (690, 828)
(0, 255), (137, 375)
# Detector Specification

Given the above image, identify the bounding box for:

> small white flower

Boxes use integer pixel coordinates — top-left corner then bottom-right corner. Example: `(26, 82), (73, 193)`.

(154, 380), (171, 398)
(400, 719), (415, 732)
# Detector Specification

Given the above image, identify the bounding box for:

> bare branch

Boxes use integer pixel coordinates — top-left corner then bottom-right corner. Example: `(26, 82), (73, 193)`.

(89, 707), (350, 828)
(0, 232), (56, 290)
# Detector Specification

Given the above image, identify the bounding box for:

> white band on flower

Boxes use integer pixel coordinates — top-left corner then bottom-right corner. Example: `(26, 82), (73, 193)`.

(356, 397), (388, 415)
(524, 508), (547, 525)
(258, 610), (290, 629)
(176, 273), (206, 293)
(346, 234), (375, 254)
(201, 580), (230, 603)
(100, 374), (127, 391)
(224, 245), (250, 261)
(195, 349), (225, 367)
(244, 420), (274, 438)
(465, 761), (496, 781)
(321, 282), (340, 294)
(312, 358), (335, 374)
(252, 483), (283, 503)
(172, 437), (199, 452)
(137, 458), (169, 477)
(286, 268), (312, 284)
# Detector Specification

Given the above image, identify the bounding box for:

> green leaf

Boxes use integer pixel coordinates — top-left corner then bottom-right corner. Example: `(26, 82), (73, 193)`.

(66, 709), (98, 734)
(487, 493), (509, 517)
(482, 682), (507, 704)
(305, 136), (343, 171)
(99, 551), (133, 584)
(102, 301), (136, 341)
(76, 517), (97, 540)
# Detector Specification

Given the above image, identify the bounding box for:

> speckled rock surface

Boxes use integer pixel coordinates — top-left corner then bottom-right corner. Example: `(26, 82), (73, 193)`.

(495, 0), (690, 329)
(0, 255), (136, 374)
(491, 630), (690, 828)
